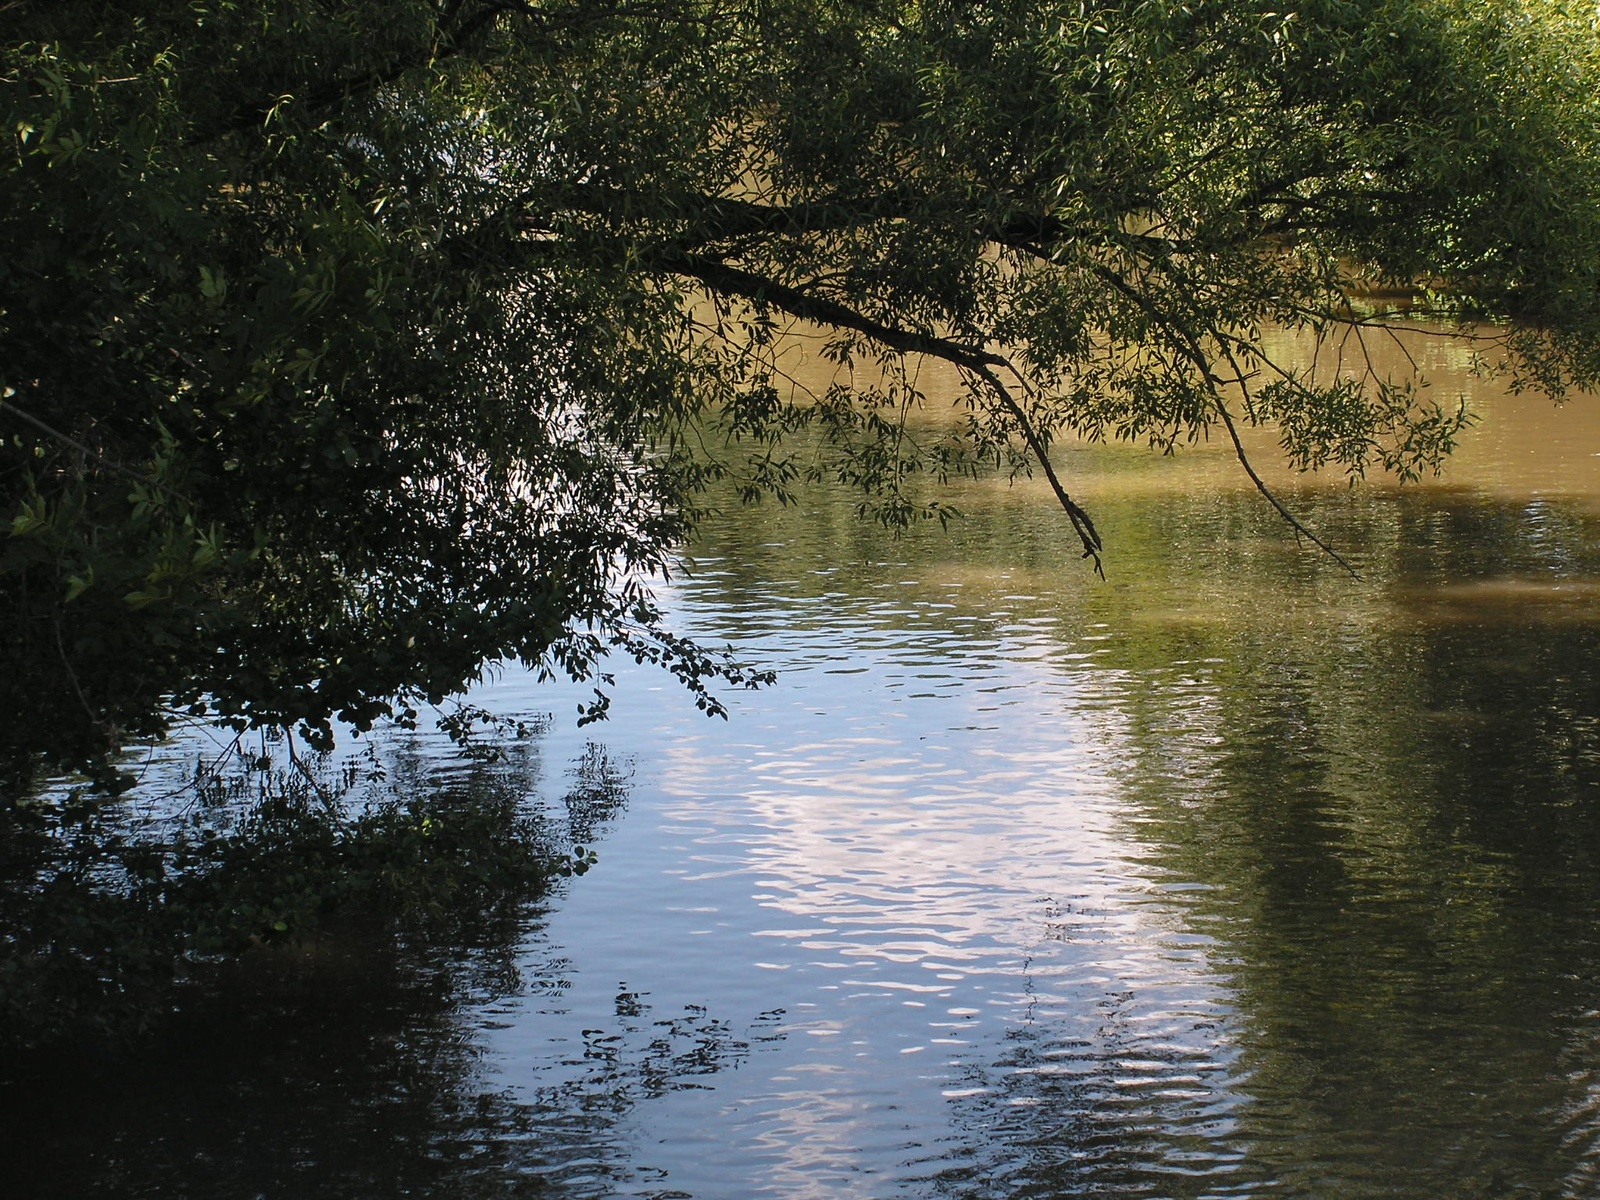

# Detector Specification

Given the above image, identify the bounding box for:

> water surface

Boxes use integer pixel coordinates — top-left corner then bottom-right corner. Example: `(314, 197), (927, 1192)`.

(8, 325), (1600, 1198)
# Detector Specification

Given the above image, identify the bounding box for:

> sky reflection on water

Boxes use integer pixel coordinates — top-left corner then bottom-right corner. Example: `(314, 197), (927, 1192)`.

(468, 327), (1600, 1196)
(8, 327), (1600, 1198)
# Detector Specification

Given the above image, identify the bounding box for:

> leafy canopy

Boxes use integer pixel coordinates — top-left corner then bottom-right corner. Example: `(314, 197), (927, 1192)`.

(4, 0), (1599, 794)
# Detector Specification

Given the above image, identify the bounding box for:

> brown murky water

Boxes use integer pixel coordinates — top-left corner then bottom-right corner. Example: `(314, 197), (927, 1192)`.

(6, 322), (1600, 1198)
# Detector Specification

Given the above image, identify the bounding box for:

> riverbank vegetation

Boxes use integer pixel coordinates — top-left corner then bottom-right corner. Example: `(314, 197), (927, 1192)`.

(3, 0), (1600, 1039)
(5, 0), (1599, 794)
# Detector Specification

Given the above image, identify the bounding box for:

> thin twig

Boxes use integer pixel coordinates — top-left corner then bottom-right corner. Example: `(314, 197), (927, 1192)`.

(1209, 338), (1361, 577)
(971, 363), (1103, 575)
(1, 399), (172, 491)
(1088, 261), (1358, 573)
(284, 728), (337, 809)
(52, 617), (99, 727)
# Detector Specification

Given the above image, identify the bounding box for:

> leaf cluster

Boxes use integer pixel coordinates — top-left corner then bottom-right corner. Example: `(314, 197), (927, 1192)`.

(2, 0), (1598, 791)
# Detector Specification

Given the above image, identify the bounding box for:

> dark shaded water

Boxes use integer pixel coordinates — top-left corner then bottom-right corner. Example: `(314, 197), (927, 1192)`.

(7, 329), (1600, 1197)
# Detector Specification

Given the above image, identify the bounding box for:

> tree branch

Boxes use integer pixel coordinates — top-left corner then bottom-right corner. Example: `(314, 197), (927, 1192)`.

(664, 253), (1103, 569)
(1085, 262), (1359, 574)
(1, 399), (173, 493)
(663, 253), (1008, 372)
(969, 363), (1104, 573)
(1208, 340), (1361, 577)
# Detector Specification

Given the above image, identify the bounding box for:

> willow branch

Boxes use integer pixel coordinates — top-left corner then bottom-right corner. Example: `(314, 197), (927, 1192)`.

(1086, 262), (1356, 573)
(664, 254), (1008, 371)
(970, 363), (1104, 574)
(198, 0), (684, 140)
(1209, 338), (1361, 577)
(666, 255), (1103, 571)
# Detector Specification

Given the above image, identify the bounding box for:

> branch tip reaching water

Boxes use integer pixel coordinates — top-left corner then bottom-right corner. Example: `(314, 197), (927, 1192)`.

(973, 363), (1104, 578)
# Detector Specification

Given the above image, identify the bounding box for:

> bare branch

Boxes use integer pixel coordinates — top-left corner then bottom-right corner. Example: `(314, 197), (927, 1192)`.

(1209, 338), (1361, 577)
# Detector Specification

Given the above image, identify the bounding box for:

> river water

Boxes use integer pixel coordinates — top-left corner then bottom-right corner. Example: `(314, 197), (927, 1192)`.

(10, 327), (1600, 1198)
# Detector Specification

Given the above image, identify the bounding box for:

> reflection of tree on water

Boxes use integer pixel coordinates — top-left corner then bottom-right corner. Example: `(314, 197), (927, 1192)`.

(921, 489), (1600, 1198)
(721, 480), (1600, 1198)
(0, 725), (780, 1199)
(15, 468), (1600, 1195)
(918, 908), (1250, 1199)
(1156, 650), (1600, 1196)
(4, 957), (779, 1198)
(506, 986), (787, 1196)
(563, 743), (634, 848)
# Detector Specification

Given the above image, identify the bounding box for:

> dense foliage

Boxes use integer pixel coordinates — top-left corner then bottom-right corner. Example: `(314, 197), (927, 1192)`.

(3, 0), (1599, 794)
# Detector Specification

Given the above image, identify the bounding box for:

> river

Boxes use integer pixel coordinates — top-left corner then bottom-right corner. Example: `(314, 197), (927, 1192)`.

(8, 323), (1600, 1198)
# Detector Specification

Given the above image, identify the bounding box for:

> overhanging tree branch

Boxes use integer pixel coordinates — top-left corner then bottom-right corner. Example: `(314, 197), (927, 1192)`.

(662, 252), (1104, 567)
(662, 252), (1008, 371)
(1209, 339), (1362, 577)
(969, 363), (1104, 573)
(199, 0), (700, 140)
(1085, 261), (1359, 574)
(1, 398), (173, 493)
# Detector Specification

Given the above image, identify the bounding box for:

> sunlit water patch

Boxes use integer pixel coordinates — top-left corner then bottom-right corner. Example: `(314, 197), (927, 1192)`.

(464, 561), (1256, 1198)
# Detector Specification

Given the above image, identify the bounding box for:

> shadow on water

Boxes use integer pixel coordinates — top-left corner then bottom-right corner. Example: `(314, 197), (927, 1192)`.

(883, 487), (1600, 1198)
(2, 955), (772, 1199)
(0, 726), (772, 1200)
